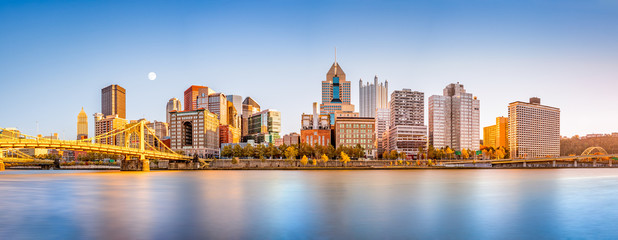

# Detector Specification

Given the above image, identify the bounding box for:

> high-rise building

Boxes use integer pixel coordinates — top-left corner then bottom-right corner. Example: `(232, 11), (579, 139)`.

(242, 97), (261, 137)
(509, 98), (560, 158)
(385, 89), (427, 158)
(184, 85), (214, 111)
(207, 93), (228, 125)
(77, 107), (88, 140)
(375, 108), (390, 157)
(226, 95), (243, 117)
(101, 85), (126, 118)
(319, 58), (355, 124)
(166, 98), (182, 125)
(246, 109), (281, 144)
(169, 108), (220, 158)
(147, 121), (169, 139)
(94, 114), (128, 145)
(359, 75), (388, 118)
(428, 83), (480, 151)
(483, 125), (497, 147)
(483, 117), (509, 149)
(301, 102), (332, 147)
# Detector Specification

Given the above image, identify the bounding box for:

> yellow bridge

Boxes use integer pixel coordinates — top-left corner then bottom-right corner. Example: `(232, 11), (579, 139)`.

(0, 120), (191, 171)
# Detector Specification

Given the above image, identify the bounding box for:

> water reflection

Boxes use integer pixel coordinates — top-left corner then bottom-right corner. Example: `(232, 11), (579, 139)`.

(1, 169), (618, 239)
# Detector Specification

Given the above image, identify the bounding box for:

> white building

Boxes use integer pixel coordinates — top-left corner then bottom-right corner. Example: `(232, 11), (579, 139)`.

(386, 89), (427, 158)
(166, 98), (182, 125)
(359, 75), (388, 118)
(428, 83), (480, 151)
(508, 97), (560, 158)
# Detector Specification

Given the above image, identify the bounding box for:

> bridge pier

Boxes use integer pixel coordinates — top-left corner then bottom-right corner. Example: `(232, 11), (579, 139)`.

(593, 160), (597, 167)
(610, 159), (613, 167)
(523, 161), (527, 168)
(552, 160), (556, 168)
(574, 160), (578, 168)
(0, 161), (4, 171)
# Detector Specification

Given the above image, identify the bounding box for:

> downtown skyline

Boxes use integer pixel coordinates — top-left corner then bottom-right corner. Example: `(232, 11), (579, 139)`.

(1, 0), (618, 139)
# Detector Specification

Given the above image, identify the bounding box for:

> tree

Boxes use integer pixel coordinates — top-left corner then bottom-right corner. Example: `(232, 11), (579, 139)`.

(398, 152), (406, 160)
(445, 147), (455, 159)
(221, 145), (233, 158)
(312, 158), (317, 166)
(340, 152), (350, 166)
(462, 149), (470, 159)
(300, 155), (308, 165)
(231, 157), (239, 164)
(389, 150), (398, 160)
(254, 144), (265, 159)
(321, 154), (329, 164)
(243, 145), (254, 158)
(232, 145), (243, 158)
(284, 146), (298, 160)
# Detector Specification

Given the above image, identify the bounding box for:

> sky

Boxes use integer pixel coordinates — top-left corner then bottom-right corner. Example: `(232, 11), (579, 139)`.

(1, 0), (618, 139)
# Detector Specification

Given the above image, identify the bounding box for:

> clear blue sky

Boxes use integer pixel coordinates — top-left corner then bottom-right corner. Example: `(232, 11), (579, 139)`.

(1, 0), (618, 139)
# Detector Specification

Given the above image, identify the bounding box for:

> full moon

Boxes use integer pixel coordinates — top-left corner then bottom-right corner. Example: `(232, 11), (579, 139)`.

(148, 72), (157, 81)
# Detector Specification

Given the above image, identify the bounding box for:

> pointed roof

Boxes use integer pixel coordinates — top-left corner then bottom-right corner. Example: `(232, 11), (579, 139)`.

(326, 62), (345, 80)
(78, 107), (87, 117)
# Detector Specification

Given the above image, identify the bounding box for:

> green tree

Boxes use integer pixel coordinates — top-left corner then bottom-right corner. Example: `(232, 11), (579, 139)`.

(221, 145), (233, 158)
(232, 145), (243, 158)
(243, 145), (254, 158)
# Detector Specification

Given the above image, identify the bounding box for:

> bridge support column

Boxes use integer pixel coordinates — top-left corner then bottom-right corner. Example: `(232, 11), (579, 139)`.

(523, 161), (527, 168)
(593, 160), (597, 167)
(574, 160), (578, 168)
(552, 160), (556, 168)
(141, 155), (150, 172)
(0, 161), (4, 171)
(610, 159), (613, 167)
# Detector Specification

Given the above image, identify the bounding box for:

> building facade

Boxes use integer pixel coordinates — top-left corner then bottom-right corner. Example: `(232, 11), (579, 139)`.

(94, 114), (128, 145)
(77, 107), (88, 140)
(386, 89), (427, 158)
(428, 83), (480, 151)
(169, 109), (220, 158)
(166, 98), (182, 125)
(375, 108), (390, 157)
(508, 98), (560, 158)
(320, 59), (355, 124)
(184, 85), (214, 111)
(246, 109), (281, 144)
(483, 117), (509, 149)
(242, 97), (261, 137)
(101, 84), (126, 118)
(283, 133), (301, 146)
(359, 75), (388, 118)
(301, 103), (332, 147)
(483, 125), (497, 147)
(146, 121), (169, 139)
(335, 117), (375, 158)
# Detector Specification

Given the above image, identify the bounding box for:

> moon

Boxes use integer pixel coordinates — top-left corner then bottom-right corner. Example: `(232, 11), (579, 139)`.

(148, 72), (157, 81)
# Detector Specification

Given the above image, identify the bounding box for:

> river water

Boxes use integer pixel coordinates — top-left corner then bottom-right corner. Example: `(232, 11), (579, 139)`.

(1, 169), (617, 239)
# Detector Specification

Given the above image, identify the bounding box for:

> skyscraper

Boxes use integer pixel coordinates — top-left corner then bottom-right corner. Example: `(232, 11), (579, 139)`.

(428, 83), (480, 151)
(77, 107), (88, 140)
(101, 84), (126, 118)
(184, 85), (214, 111)
(166, 98), (182, 125)
(359, 75), (388, 118)
(242, 97), (261, 137)
(509, 98), (560, 158)
(246, 109), (281, 144)
(319, 57), (356, 123)
(226, 95), (243, 117)
(385, 89), (427, 158)
(483, 117), (509, 149)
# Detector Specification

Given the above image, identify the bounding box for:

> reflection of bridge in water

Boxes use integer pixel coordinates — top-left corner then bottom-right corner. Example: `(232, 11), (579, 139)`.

(0, 120), (191, 171)
(444, 147), (618, 168)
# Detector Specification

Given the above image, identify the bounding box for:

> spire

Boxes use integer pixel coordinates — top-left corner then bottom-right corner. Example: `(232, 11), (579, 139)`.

(334, 47), (338, 76)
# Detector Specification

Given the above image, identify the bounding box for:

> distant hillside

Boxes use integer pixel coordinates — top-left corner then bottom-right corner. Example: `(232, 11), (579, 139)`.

(561, 136), (618, 156)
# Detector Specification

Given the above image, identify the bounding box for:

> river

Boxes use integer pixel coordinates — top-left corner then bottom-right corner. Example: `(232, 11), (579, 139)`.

(1, 169), (617, 239)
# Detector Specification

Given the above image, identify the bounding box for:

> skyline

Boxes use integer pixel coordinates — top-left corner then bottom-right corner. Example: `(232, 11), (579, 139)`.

(2, 0), (618, 139)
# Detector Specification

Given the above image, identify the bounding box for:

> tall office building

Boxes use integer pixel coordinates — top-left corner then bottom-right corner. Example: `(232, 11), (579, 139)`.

(375, 108), (390, 157)
(242, 97), (261, 137)
(207, 93), (228, 125)
(246, 109), (281, 144)
(483, 117), (509, 149)
(319, 58), (356, 123)
(428, 83), (480, 151)
(101, 85), (126, 118)
(147, 121), (169, 139)
(77, 107), (88, 140)
(94, 113), (128, 145)
(509, 98), (560, 158)
(359, 75), (388, 118)
(226, 95), (243, 117)
(169, 108), (220, 158)
(184, 85), (214, 111)
(385, 89), (427, 158)
(166, 98), (182, 125)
